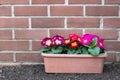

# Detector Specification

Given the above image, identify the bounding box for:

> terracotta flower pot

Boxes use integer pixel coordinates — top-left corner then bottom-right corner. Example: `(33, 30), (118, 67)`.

(42, 53), (107, 73)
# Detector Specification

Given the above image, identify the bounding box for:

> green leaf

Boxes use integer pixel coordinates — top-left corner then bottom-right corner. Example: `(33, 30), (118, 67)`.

(40, 47), (50, 53)
(81, 47), (89, 54)
(74, 48), (81, 54)
(51, 46), (63, 54)
(88, 46), (100, 56)
(46, 51), (53, 54)
(67, 49), (76, 54)
(88, 38), (98, 48)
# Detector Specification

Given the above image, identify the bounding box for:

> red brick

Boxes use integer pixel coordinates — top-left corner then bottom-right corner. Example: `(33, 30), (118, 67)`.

(67, 18), (100, 28)
(32, 0), (64, 4)
(0, 30), (12, 40)
(0, 6), (11, 16)
(0, 18), (28, 28)
(105, 0), (120, 4)
(86, 6), (119, 16)
(51, 6), (83, 16)
(32, 41), (42, 51)
(14, 6), (47, 16)
(15, 30), (48, 40)
(0, 53), (13, 62)
(104, 18), (120, 28)
(85, 30), (118, 40)
(32, 18), (64, 28)
(105, 53), (116, 62)
(0, 0), (29, 4)
(105, 41), (120, 51)
(0, 41), (29, 51)
(50, 29), (83, 38)
(69, 0), (101, 4)
(16, 53), (43, 62)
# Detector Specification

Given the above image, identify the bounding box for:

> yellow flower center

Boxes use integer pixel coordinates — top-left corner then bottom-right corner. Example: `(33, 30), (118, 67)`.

(55, 40), (61, 45)
(65, 40), (70, 44)
(71, 42), (77, 46)
(100, 42), (103, 46)
(78, 38), (81, 42)
(84, 39), (88, 43)
(46, 40), (51, 45)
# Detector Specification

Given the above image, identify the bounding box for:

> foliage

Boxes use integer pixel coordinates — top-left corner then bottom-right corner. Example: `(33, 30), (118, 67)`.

(40, 34), (105, 56)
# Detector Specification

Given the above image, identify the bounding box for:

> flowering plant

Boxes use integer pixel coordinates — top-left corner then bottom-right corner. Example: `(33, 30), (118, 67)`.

(40, 34), (105, 56)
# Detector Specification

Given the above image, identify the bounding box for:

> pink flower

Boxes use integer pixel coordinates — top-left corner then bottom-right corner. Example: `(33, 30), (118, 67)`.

(52, 35), (65, 46)
(41, 37), (52, 47)
(81, 34), (94, 45)
(98, 39), (104, 49)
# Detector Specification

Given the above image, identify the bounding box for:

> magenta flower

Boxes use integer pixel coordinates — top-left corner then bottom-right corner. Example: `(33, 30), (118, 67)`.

(81, 34), (94, 45)
(52, 35), (65, 46)
(98, 39), (104, 49)
(41, 37), (52, 47)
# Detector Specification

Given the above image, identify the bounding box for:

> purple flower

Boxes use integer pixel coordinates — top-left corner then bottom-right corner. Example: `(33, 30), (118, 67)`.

(41, 37), (52, 47)
(81, 34), (94, 45)
(52, 35), (65, 46)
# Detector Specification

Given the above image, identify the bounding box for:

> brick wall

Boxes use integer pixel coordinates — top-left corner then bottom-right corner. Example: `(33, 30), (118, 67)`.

(0, 0), (120, 64)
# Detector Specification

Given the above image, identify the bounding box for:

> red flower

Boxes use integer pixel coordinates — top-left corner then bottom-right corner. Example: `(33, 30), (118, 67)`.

(64, 39), (70, 45)
(70, 41), (79, 49)
(69, 34), (81, 42)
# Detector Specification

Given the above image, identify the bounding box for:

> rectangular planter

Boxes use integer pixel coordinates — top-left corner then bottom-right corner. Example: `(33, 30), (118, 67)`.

(42, 53), (107, 73)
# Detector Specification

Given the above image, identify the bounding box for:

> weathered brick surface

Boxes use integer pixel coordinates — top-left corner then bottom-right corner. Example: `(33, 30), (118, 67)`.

(32, 18), (64, 28)
(14, 6), (47, 16)
(86, 6), (119, 16)
(0, 53), (13, 62)
(85, 30), (118, 40)
(105, 53), (117, 62)
(104, 18), (120, 28)
(16, 53), (43, 62)
(69, 0), (101, 4)
(15, 30), (48, 40)
(105, 0), (120, 4)
(105, 41), (120, 51)
(0, 0), (29, 4)
(67, 18), (100, 28)
(51, 6), (83, 16)
(0, 18), (28, 28)
(0, 30), (12, 40)
(0, 41), (29, 51)
(32, 41), (42, 51)
(50, 29), (83, 38)
(32, 0), (64, 4)
(0, 6), (11, 16)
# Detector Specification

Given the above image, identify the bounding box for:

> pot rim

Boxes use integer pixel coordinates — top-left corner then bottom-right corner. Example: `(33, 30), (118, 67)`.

(41, 52), (107, 58)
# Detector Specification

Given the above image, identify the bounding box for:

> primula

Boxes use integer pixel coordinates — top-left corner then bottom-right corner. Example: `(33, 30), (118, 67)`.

(70, 41), (79, 49)
(52, 35), (65, 46)
(40, 34), (105, 56)
(81, 34), (93, 45)
(64, 39), (70, 45)
(69, 34), (81, 42)
(41, 38), (52, 47)
(98, 39), (104, 49)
